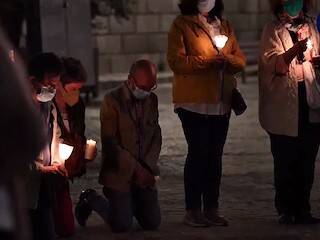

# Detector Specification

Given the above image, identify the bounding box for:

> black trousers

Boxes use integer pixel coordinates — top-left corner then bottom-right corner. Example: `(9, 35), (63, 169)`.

(88, 186), (161, 233)
(177, 108), (230, 211)
(269, 82), (320, 217)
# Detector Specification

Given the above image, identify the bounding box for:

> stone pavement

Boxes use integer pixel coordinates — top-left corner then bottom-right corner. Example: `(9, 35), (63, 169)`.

(69, 77), (320, 240)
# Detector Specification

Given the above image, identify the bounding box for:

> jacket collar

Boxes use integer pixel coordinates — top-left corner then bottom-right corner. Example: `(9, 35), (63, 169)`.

(179, 15), (230, 54)
(121, 82), (133, 101)
(180, 15), (229, 38)
(120, 82), (152, 123)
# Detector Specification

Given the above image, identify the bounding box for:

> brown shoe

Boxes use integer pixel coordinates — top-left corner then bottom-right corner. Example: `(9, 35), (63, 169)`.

(204, 210), (229, 227)
(183, 210), (211, 228)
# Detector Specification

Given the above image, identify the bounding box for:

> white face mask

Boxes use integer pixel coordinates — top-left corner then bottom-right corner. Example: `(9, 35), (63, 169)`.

(36, 86), (56, 103)
(198, 0), (216, 14)
(132, 87), (150, 100)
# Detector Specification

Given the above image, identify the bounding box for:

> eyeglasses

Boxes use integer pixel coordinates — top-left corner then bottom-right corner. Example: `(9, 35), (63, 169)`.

(132, 79), (158, 92)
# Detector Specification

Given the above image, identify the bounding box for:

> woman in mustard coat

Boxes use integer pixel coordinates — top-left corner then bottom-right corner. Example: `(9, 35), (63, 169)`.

(167, 0), (246, 227)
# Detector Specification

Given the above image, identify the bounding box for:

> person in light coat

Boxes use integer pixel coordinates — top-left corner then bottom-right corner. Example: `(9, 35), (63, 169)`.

(259, 0), (320, 225)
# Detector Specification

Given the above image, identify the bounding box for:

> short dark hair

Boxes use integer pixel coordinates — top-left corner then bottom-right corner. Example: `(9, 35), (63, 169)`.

(270, 0), (314, 17)
(178, 0), (224, 19)
(28, 52), (62, 83)
(61, 57), (87, 85)
(129, 59), (156, 75)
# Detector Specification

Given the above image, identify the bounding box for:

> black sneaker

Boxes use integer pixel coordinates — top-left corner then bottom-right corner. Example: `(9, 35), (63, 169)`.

(279, 214), (294, 225)
(183, 210), (211, 228)
(75, 189), (96, 226)
(295, 215), (320, 225)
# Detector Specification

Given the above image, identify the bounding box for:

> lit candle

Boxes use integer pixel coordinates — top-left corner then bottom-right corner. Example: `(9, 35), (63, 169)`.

(213, 35), (229, 50)
(307, 39), (313, 50)
(85, 139), (97, 161)
(59, 143), (74, 162)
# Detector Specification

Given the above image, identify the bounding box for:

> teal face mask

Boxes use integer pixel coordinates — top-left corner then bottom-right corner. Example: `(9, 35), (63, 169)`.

(284, 0), (303, 17)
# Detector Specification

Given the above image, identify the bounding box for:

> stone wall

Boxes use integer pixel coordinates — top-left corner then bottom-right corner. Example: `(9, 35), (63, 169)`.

(96, 0), (320, 75)
(224, 0), (272, 41)
(95, 0), (179, 75)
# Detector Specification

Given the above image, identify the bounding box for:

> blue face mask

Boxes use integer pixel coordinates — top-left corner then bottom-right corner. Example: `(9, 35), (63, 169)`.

(284, 0), (303, 18)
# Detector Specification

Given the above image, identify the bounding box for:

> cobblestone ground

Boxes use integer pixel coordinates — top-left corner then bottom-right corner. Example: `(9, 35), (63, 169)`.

(69, 78), (320, 240)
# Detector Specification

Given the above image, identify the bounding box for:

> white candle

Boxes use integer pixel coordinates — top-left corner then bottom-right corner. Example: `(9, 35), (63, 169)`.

(213, 35), (229, 50)
(59, 143), (74, 162)
(85, 139), (97, 160)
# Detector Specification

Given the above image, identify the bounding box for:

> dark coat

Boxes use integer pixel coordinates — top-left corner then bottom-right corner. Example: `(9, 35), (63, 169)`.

(99, 84), (162, 192)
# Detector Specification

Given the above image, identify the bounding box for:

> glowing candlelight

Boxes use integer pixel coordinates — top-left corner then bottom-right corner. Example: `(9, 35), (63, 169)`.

(213, 35), (229, 50)
(59, 143), (74, 161)
(85, 139), (97, 161)
(307, 39), (313, 50)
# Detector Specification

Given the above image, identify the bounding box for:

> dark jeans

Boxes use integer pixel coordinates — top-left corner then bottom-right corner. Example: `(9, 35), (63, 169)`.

(269, 82), (320, 217)
(177, 108), (230, 211)
(28, 178), (55, 240)
(88, 186), (161, 233)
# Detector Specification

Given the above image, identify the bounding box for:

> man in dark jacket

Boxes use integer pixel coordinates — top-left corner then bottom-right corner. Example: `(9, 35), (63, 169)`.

(75, 60), (162, 233)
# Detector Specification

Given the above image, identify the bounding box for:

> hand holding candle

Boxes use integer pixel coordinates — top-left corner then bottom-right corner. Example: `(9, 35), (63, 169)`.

(85, 139), (97, 161)
(213, 35), (229, 68)
(213, 35), (229, 104)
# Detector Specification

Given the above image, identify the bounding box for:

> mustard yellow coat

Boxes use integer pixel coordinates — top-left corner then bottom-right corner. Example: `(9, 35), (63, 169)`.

(167, 15), (246, 104)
